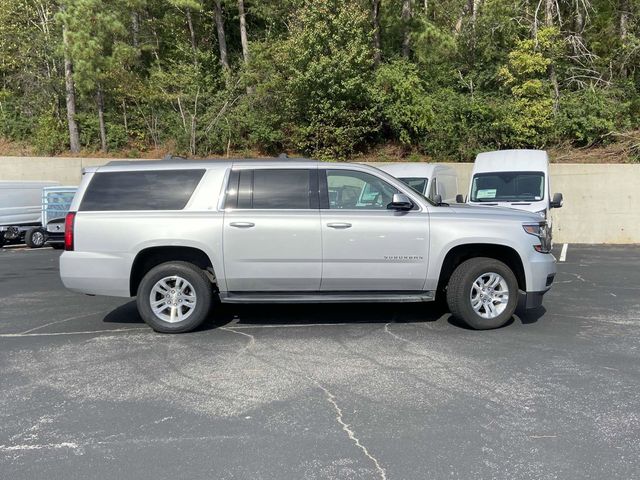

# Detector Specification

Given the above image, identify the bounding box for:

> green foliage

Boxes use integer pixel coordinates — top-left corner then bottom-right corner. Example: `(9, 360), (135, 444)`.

(0, 0), (639, 159)
(556, 89), (630, 145)
(247, 0), (379, 159)
(33, 110), (68, 155)
(372, 60), (433, 145)
(496, 27), (563, 146)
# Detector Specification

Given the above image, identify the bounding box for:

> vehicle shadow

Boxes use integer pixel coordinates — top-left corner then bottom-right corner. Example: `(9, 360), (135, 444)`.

(102, 299), (450, 331)
(220, 300), (450, 327)
(103, 297), (545, 332)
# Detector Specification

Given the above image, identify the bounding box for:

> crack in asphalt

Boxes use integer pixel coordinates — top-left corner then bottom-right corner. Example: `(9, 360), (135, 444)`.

(316, 383), (387, 480)
(222, 325), (388, 479)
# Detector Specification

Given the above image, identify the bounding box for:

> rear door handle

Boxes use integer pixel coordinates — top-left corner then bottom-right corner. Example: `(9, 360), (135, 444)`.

(229, 222), (255, 228)
(327, 222), (352, 229)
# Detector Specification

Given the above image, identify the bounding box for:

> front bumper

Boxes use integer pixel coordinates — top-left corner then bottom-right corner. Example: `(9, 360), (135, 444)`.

(522, 271), (555, 309)
(524, 290), (547, 309)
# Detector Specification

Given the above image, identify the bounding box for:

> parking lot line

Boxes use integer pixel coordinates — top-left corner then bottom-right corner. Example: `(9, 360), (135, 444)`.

(0, 327), (149, 338)
(559, 243), (568, 262)
(20, 310), (106, 334)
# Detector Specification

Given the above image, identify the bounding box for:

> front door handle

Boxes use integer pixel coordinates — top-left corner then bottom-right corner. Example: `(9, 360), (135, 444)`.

(327, 222), (352, 229)
(230, 222), (255, 228)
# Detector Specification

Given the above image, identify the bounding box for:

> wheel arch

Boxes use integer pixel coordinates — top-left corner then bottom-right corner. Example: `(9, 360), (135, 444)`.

(130, 246), (215, 296)
(437, 243), (526, 293)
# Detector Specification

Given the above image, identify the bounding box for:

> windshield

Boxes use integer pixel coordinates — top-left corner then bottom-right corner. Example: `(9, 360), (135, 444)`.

(470, 171), (545, 203)
(398, 177), (428, 194)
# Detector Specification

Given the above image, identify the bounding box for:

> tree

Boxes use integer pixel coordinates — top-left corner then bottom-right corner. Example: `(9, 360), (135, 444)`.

(401, 0), (412, 58)
(213, 0), (229, 70)
(371, 0), (381, 64)
(63, 22), (80, 153)
(59, 0), (136, 151)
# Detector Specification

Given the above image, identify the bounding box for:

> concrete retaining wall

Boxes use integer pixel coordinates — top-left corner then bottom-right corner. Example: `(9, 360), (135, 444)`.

(2, 156), (639, 244)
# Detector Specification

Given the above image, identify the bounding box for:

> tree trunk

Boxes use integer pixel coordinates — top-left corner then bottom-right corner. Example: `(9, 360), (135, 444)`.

(619, 0), (630, 76)
(97, 86), (107, 152)
(62, 25), (80, 153)
(573, 0), (584, 33)
(213, 0), (229, 70)
(619, 0), (629, 40)
(122, 99), (128, 135)
(401, 0), (412, 58)
(544, 0), (553, 27)
(542, 0), (560, 112)
(472, 0), (481, 24)
(238, 0), (249, 65)
(131, 11), (140, 50)
(372, 0), (381, 64)
(186, 8), (198, 65)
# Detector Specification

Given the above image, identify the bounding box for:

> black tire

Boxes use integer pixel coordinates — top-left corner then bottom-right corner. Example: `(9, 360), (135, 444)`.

(446, 257), (518, 330)
(25, 228), (46, 248)
(136, 261), (213, 333)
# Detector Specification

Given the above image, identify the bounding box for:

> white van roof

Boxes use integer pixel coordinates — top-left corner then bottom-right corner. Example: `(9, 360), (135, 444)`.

(473, 150), (549, 174)
(375, 163), (453, 178)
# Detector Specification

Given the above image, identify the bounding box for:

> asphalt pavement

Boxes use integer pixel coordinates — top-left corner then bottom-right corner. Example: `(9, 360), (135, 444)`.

(0, 245), (639, 479)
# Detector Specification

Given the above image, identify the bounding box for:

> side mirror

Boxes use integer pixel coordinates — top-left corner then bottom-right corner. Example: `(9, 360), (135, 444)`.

(550, 192), (563, 208)
(455, 194), (465, 203)
(387, 193), (413, 211)
(433, 194), (443, 206)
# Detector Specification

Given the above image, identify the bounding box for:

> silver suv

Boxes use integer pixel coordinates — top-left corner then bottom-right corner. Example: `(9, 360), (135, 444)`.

(60, 158), (556, 333)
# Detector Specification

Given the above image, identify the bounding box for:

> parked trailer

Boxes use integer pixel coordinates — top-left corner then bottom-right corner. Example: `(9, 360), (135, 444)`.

(0, 181), (59, 248)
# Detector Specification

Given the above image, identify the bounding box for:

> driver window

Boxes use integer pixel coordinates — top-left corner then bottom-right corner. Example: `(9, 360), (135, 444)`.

(326, 170), (398, 210)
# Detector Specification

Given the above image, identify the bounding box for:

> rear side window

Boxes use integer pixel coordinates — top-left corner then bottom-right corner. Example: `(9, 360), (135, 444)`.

(80, 169), (205, 211)
(224, 169), (318, 209)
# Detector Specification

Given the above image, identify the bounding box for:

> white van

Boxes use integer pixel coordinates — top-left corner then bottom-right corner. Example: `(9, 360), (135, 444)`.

(466, 150), (563, 221)
(377, 163), (458, 204)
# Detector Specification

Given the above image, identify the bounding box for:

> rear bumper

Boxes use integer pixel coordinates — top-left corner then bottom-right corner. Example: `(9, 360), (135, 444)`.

(60, 251), (132, 297)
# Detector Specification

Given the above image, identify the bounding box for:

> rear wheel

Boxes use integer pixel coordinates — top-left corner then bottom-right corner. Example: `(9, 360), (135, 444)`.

(136, 261), (213, 333)
(446, 257), (518, 330)
(25, 228), (46, 248)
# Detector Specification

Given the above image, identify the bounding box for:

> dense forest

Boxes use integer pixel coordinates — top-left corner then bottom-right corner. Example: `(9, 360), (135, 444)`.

(0, 0), (639, 161)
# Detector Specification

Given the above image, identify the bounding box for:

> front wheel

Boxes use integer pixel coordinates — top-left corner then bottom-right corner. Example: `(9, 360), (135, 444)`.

(446, 257), (518, 330)
(136, 261), (213, 333)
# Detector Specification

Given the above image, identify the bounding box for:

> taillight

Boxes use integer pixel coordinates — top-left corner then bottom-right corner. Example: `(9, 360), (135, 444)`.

(64, 212), (76, 251)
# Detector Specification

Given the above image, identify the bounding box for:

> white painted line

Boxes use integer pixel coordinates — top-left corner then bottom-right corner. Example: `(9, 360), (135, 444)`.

(559, 243), (568, 262)
(20, 310), (106, 334)
(0, 327), (148, 338)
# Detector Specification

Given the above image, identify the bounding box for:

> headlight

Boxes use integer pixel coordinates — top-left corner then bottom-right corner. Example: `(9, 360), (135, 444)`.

(523, 222), (551, 253)
(534, 209), (547, 219)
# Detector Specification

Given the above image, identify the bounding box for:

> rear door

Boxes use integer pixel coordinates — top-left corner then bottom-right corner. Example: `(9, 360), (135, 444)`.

(319, 168), (429, 291)
(222, 167), (322, 291)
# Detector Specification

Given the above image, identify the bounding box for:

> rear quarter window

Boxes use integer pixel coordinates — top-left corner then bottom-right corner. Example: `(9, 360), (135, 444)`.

(80, 169), (205, 211)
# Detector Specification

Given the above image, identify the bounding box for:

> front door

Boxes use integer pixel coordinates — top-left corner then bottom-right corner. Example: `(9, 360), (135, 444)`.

(223, 167), (322, 291)
(320, 168), (429, 291)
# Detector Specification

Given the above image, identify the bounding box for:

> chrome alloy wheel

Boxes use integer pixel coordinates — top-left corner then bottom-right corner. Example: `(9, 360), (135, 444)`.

(470, 272), (509, 319)
(32, 230), (45, 246)
(149, 276), (197, 323)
